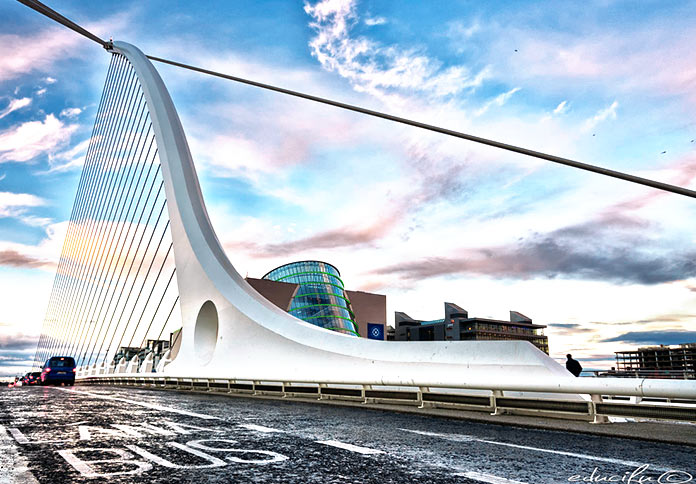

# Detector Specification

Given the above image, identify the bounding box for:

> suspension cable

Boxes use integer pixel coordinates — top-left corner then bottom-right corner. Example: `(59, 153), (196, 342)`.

(17, 0), (696, 199)
(17, 0), (109, 48)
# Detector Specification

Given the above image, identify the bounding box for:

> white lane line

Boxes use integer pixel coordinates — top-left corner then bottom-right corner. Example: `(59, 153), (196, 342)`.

(0, 425), (40, 484)
(401, 429), (672, 473)
(316, 440), (384, 455)
(239, 424), (283, 433)
(65, 420), (89, 426)
(455, 471), (527, 484)
(53, 387), (220, 420)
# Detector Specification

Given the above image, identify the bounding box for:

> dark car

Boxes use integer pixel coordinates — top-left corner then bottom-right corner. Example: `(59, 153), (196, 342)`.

(41, 356), (76, 385)
(21, 372), (41, 386)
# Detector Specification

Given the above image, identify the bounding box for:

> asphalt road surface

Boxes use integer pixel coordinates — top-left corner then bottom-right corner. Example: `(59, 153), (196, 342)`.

(1, 385), (694, 484)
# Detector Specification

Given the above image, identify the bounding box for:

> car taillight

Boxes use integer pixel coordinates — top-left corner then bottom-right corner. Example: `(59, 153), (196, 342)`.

(44, 367), (51, 372)
(72, 368), (76, 372)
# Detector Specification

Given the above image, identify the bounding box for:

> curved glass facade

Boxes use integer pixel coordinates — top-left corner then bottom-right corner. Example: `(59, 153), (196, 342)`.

(263, 261), (359, 337)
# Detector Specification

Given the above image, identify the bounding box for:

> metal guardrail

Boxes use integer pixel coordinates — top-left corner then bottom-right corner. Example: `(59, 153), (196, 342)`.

(77, 375), (696, 424)
(594, 370), (695, 380)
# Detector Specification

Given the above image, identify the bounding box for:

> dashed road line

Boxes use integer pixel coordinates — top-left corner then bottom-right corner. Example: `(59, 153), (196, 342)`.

(54, 387), (220, 420)
(0, 425), (40, 484)
(401, 429), (672, 472)
(239, 424), (283, 433)
(456, 471), (527, 484)
(316, 440), (384, 455)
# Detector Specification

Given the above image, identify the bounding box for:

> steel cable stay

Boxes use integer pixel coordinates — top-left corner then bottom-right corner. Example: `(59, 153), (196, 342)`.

(64, 76), (150, 364)
(82, 190), (170, 367)
(75, 182), (166, 367)
(80, 196), (167, 367)
(53, 72), (147, 357)
(49, 76), (145, 358)
(32, 57), (119, 366)
(43, 60), (139, 359)
(121, 246), (175, 354)
(130, 267), (177, 364)
(82, 173), (164, 365)
(39, 58), (134, 362)
(68, 153), (159, 361)
(60, 107), (155, 356)
(72, 156), (160, 363)
(35, 56), (122, 364)
(94, 228), (172, 367)
(65, 133), (157, 359)
(69, 106), (154, 363)
(155, 296), (180, 343)
(147, 295), (181, 370)
(78, 141), (162, 366)
(60, 107), (152, 358)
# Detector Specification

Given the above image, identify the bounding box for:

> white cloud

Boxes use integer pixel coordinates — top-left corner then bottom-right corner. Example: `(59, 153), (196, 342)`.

(304, 0), (489, 99)
(364, 17), (386, 26)
(582, 100), (618, 132)
(0, 174), (5, 182)
(44, 138), (90, 173)
(0, 97), (32, 119)
(489, 23), (696, 106)
(446, 20), (481, 41)
(0, 191), (45, 220)
(35, 88), (46, 96)
(59, 107), (82, 118)
(475, 87), (521, 116)
(0, 114), (78, 164)
(44, 77), (57, 84)
(553, 100), (569, 115)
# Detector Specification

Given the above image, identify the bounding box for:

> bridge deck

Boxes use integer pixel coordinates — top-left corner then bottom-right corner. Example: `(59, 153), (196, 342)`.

(1, 386), (694, 483)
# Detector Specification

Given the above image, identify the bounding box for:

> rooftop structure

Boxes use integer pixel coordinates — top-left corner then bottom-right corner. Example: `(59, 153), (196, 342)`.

(394, 302), (549, 354)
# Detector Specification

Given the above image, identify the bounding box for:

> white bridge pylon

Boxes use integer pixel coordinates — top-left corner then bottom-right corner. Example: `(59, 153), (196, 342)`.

(98, 42), (694, 400)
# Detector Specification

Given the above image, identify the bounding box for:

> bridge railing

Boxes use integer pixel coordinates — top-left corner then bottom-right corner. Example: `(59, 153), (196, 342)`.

(593, 369), (695, 380)
(77, 374), (696, 425)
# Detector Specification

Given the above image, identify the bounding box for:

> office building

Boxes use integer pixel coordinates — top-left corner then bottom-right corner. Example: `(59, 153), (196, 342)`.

(394, 302), (549, 354)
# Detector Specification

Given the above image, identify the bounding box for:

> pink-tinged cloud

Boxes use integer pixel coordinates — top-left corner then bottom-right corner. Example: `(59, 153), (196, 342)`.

(0, 27), (85, 82)
(0, 249), (50, 269)
(498, 26), (696, 104)
(372, 212), (696, 285)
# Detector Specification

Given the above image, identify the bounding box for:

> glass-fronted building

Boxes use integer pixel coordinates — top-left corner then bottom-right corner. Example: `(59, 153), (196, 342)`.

(262, 261), (360, 337)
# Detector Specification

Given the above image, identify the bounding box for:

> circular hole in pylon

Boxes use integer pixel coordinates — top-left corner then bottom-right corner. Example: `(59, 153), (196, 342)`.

(194, 300), (219, 364)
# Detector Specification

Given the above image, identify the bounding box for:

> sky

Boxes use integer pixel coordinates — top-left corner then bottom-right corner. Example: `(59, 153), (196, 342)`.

(1, 0), (695, 377)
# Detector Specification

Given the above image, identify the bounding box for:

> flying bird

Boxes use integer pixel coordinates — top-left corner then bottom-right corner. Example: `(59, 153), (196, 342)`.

(661, 151), (667, 154)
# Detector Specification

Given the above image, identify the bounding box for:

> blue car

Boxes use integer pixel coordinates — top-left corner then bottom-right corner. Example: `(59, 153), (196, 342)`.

(41, 356), (76, 385)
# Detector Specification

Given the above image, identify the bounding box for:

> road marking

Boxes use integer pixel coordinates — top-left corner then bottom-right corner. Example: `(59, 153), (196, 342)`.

(65, 420), (89, 426)
(316, 440), (384, 455)
(0, 425), (40, 484)
(54, 387), (220, 420)
(456, 471), (527, 484)
(401, 429), (672, 472)
(239, 424), (283, 433)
